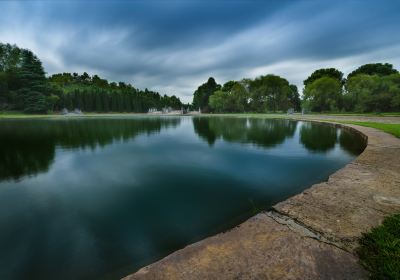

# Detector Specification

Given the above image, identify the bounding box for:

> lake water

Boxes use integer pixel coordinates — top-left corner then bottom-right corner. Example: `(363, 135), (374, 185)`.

(0, 116), (366, 280)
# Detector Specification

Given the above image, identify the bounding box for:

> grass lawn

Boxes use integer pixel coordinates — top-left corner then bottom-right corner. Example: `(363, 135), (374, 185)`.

(357, 214), (400, 280)
(310, 112), (400, 117)
(337, 121), (400, 138)
(0, 111), (51, 118)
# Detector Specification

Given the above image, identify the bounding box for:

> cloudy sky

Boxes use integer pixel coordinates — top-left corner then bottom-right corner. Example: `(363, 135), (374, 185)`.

(1, 0), (399, 102)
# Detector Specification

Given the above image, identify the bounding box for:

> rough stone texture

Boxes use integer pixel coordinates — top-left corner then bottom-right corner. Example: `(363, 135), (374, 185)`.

(123, 214), (366, 280)
(274, 124), (400, 251)
(123, 120), (400, 280)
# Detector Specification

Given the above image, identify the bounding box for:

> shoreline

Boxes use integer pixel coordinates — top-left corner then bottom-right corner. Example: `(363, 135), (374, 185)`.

(122, 117), (400, 280)
(0, 113), (398, 278)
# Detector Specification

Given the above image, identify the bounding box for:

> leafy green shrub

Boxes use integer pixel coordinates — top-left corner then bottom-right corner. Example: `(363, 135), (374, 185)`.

(357, 214), (400, 279)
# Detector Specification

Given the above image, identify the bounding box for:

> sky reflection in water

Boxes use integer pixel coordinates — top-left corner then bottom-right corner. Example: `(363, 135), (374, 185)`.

(0, 117), (366, 280)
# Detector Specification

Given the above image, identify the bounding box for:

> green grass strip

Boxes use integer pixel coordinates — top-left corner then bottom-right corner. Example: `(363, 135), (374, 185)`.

(357, 214), (400, 280)
(337, 121), (400, 138)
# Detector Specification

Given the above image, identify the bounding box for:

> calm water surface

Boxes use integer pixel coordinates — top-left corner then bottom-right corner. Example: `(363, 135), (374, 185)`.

(0, 117), (366, 280)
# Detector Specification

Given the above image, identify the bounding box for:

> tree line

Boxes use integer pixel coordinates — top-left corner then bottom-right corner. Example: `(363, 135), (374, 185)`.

(192, 76), (301, 113)
(1, 43), (399, 114)
(48, 73), (182, 113)
(0, 43), (182, 113)
(192, 63), (400, 113)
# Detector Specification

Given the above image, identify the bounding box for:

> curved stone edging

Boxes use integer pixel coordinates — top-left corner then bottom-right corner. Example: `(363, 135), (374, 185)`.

(274, 120), (400, 250)
(123, 120), (400, 280)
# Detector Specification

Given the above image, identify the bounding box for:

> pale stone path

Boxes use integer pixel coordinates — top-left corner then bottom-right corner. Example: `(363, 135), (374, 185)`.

(123, 118), (400, 280)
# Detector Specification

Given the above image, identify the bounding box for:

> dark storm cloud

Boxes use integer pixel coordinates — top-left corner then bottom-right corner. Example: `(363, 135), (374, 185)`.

(0, 0), (400, 101)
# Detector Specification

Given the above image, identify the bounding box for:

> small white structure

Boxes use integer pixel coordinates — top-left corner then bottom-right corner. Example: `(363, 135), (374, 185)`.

(162, 107), (172, 114)
(180, 107), (189, 114)
(287, 108), (294, 115)
(61, 108), (83, 116)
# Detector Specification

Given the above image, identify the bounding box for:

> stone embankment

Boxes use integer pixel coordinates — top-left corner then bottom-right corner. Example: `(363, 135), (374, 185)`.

(123, 120), (400, 280)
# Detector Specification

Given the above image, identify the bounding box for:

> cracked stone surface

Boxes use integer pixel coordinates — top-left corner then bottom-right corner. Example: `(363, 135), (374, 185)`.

(274, 124), (400, 251)
(123, 214), (366, 280)
(122, 120), (400, 280)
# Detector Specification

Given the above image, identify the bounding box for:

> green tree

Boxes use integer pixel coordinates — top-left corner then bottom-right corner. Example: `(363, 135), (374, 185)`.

(304, 68), (344, 86)
(92, 74), (108, 88)
(47, 94), (60, 112)
(345, 73), (400, 112)
(230, 82), (248, 112)
(80, 72), (91, 84)
(95, 90), (103, 112)
(209, 90), (229, 112)
(0, 72), (8, 108)
(192, 77), (221, 112)
(348, 63), (398, 79)
(16, 50), (48, 112)
(303, 77), (342, 112)
(22, 90), (48, 113)
(387, 74), (400, 110)
(208, 81), (248, 112)
(1, 43), (182, 114)
(289, 84), (301, 111)
(249, 74), (291, 112)
(221, 80), (237, 92)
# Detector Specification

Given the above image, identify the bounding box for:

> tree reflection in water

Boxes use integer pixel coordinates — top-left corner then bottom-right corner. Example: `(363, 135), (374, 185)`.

(299, 122), (337, 153)
(192, 117), (297, 148)
(193, 117), (366, 155)
(0, 117), (180, 181)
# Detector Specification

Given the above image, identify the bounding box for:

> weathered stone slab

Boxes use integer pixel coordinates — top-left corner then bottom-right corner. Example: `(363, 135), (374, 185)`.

(123, 213), (366, 280)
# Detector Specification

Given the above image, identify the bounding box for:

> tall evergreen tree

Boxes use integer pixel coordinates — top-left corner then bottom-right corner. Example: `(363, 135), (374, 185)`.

(16, 50), (48, 113)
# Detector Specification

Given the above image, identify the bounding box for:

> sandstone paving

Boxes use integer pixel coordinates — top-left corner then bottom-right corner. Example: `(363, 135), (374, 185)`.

(275, 124), (400, 251)
(123, 214), (366, 280)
